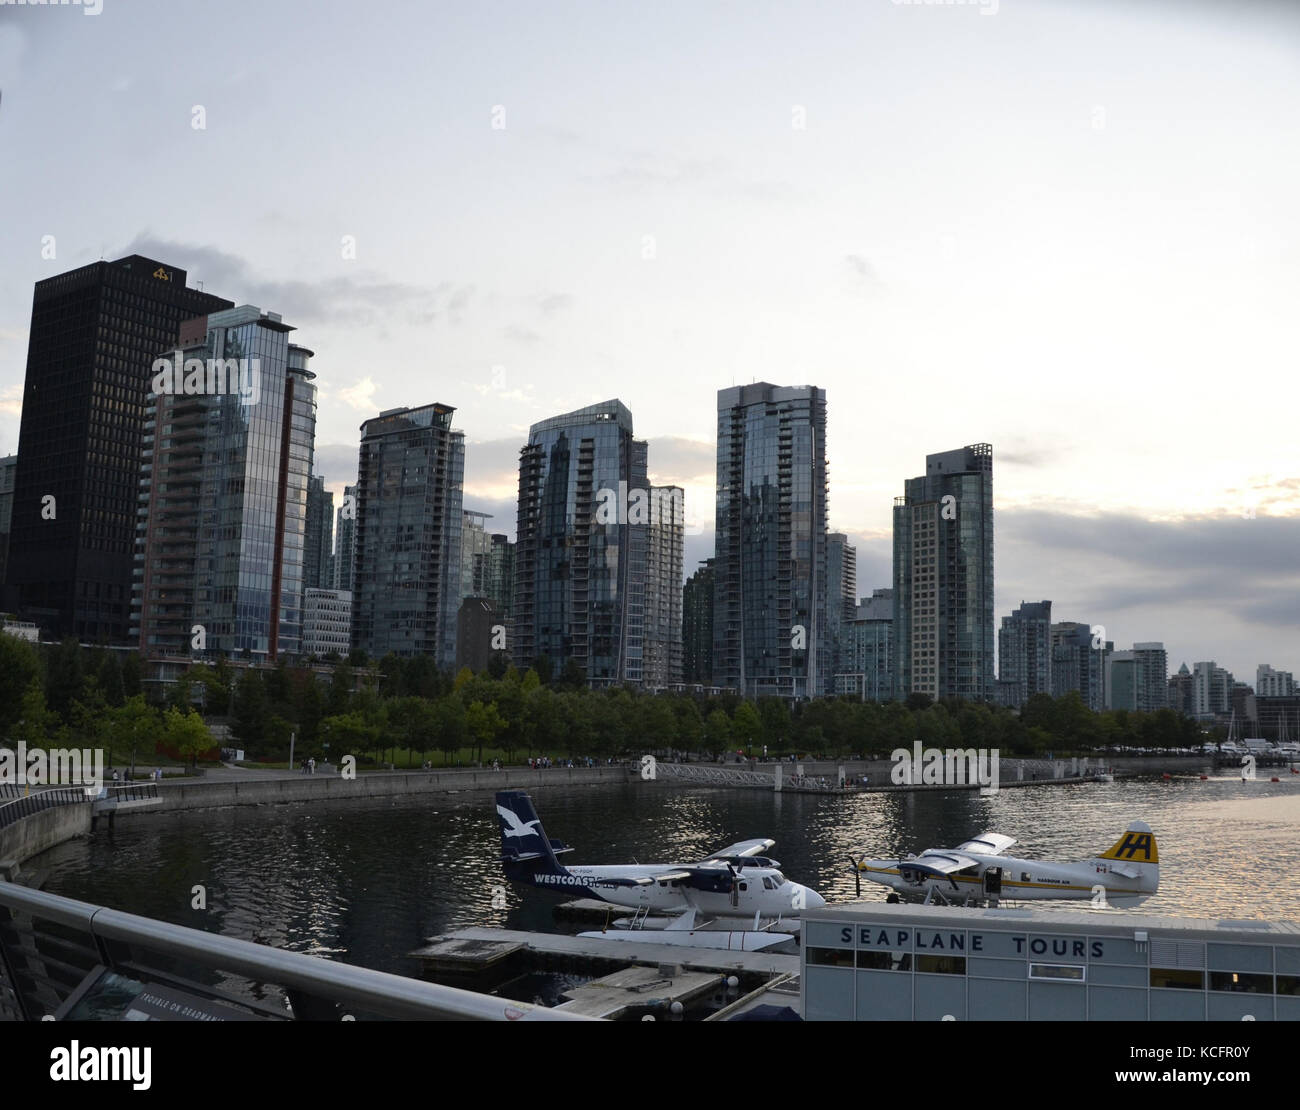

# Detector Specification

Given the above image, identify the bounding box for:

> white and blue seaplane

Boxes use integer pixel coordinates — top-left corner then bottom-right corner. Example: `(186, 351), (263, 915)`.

(496, 791), (825, 951)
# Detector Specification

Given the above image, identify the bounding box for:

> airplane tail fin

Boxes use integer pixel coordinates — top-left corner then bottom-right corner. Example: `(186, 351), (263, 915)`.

(496, 791), (573, 883)
(1092, 820), (1159, 893)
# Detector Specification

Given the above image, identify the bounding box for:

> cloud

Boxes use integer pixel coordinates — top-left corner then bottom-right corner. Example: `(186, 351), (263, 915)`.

(644, 435), (715, 485)
(312, 443), (359, 488)
(539, 293), (574, 315)
(336, 376), (378, 412)
(0, 383), (21, 417)
(844, 254), (886, 295)
(503, 325), (541, 346)
(118, 235), (472, 328)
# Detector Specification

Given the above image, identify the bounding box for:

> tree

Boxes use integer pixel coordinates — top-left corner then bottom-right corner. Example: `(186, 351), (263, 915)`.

(14, 682), (59, 747)
(0, 633), (42, 737)
(163, 707), (214, 769)
(531, 655), (554, 686)
(327, 661), (354, 718)
(111, 696), (163, 780)
(557, 659), (585, 692)
(231, 670), (269, 754)
(433, 697), (468, 764)
(465, 700), (506, 764)
(731, 701), (762, 755)
(704, 709), (731, 757)
(120, 652), (143, 699)
(44, 636), (85, 722)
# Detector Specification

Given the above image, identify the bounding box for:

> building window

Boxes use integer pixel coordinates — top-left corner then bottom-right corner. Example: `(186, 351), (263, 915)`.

(1030, 964), (1085, 982)
(1150, 968), (1204, 990)
(1208, 971), (1271, 994)
(857, 950), (911, 972)
(916, 955), (965, 975)
(806, 947), (854, 968)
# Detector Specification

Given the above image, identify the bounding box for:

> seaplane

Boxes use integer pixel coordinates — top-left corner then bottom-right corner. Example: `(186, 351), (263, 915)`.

(851, 821), (1159, 907)
(496, 791), (825, 951)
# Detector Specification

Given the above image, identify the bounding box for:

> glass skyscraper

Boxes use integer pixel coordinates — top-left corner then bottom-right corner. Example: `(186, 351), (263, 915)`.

(512, 400), (647, 686)
(998, 599), (1053, 709)
(892, 443), (994, 702)
(713, 383), (828, 699)
(7, 255), (232, 642)
(133, 306), (316, 666)
(351, 404), (464, 666)
(303, 475), (333, 591)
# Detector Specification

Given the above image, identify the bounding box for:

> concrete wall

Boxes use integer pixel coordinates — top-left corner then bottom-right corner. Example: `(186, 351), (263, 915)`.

(0, 802), (92, 871)
(137, 765), (631, 816)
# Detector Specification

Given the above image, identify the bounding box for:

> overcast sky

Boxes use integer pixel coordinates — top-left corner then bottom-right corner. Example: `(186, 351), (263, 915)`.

(1, 0), (1296, 682)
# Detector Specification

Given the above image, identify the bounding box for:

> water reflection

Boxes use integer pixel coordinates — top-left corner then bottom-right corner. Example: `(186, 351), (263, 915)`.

(33, 774), (1300, 977)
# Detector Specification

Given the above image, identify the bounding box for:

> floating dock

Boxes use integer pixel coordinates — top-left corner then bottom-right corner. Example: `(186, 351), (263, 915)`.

(554, 966), (724, 1019)
(410, 926), (800, 976)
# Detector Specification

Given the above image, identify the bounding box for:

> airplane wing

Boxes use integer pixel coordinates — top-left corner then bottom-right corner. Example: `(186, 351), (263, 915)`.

(955, 832), (1016, 856)
(699, 838), (776, 863)
(900, 851), (981, 878)
(605, 869), (695, 887)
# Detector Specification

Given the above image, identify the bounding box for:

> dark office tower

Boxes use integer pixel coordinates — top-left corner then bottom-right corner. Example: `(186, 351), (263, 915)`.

(513, 400), (646, 686)
(892, 443), (994, 702)
(714, 384), (828, 700)
(351, 405), (464, 666)
(486, 534), (515, 618)
(827, 532), (857, 676)
(6, 256), (233, 641)
(644, 485), (684, 689)
(1051, 621), (1112, 712)
(303, 475), (333, 590)
(997, 600), (1052, 709)
(333, 483), (357, 593)
(132, 308), (316, 673)
(0, 454), (15, 591)
(682, 558), (715, 684)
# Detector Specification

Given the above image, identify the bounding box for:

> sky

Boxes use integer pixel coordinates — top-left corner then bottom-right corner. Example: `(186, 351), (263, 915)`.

(0, 0), (1296, 682)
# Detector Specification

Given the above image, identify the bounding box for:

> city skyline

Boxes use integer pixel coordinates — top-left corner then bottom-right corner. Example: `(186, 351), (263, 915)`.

(0, 1), (1296, 680)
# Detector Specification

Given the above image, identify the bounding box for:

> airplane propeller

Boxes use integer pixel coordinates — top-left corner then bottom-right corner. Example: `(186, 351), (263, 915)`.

(848, 856), (861, 898)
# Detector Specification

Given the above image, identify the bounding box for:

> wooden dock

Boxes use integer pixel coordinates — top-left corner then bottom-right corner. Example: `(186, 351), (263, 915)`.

(410, 926), (800, 976)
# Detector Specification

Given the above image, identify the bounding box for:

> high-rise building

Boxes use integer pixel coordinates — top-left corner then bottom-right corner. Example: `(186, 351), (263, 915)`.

(827, 532), (858, 677)
(1256, 664), (1295, 698)
(682, 558), (715, 684)
(0, 454), (16, 591)
(1168, 662), (1194, 716)
(302, 588), (352, 658)
(1051, 622), (1112, 712)
(1107, 651), (1137, 711)
(6, 256), (233, 641)
(460, 511), (495, 600)
(332, 483), (357, 593)
(713, 383), (828, 699)
(351, 404), (464, 666)
(512, 400), (647, 686)
(997, 600), (1052, 710)
(644, 485), (684, 689)
(835, 588), (894, 701)
(133, 307), (316, 668)
(1192, 661), (1234, 719)
(1132, 642), (1168, 712)
(485, 533), (515, 619)
(303, 475), (333, 591)
(892, 443), (994, 702)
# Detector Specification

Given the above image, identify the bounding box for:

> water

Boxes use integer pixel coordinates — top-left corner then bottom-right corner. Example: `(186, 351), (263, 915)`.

(31, 772), (1300, 979)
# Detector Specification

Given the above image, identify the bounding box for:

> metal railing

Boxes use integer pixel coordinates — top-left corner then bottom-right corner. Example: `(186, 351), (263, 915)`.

(0, 787), (92, 831)
(0, 883), (592, 1021)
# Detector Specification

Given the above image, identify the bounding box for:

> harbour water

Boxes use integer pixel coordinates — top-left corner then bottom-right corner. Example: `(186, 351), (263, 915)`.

(31, 772), (1300, 979)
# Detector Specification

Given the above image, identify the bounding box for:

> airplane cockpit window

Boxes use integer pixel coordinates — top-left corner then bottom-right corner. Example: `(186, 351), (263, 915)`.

(771, 872), (786, 885)
(762, 877), (774, 890)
